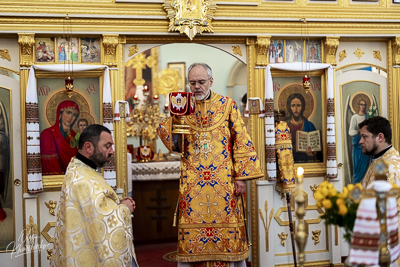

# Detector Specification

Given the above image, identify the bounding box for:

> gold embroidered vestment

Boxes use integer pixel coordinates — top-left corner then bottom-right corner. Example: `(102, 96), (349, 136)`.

(158, 92), (264, 263)
(362, 147), (400, 188)
(51, 157), (138, 267)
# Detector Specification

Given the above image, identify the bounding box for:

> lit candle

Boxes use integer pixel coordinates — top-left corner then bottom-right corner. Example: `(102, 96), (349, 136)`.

(133, 94), (139, 106)
(143, 86), (149, 92)
(297, 166), (304, 183)
(153, 94), (159, 104)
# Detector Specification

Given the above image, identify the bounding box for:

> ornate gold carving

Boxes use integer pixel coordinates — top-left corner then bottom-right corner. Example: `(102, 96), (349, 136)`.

(310, 184), (319, 194)
(26, 215), (38, 248)
(0, 49), (11, 61)
(125, 52), (157, 86)
(129, 44), (139, 57)
(47, 249), (52, 261)
(324, 37), (339, 66)
(256, 36), (270, 66)
(42, 175), (63, 189)
(339, 50), (347, 62)
(373, 50), (382, 61)
(278, 232), (288, 246)
(354, 47), (365, 60)
(155, 67), (182, 95)
(102, 34), (119, 66)
(311, 229), (321, 245)
(392, 37), (400, 66)
(41, 221), (56, 243)
(45, 200), (57, 216)
(259, 201), (274, 251)
(232, 45), (242, 56)
(18, 33), (35, 67)
(163, 0), (217, 40)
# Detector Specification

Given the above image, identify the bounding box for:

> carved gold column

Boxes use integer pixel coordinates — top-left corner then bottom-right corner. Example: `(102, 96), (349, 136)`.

(324, 37), (339, 67)
(254, 36), (269, 177)
(247, 36), (269, 267)
(103, 34), (127, 193)
(246, 37), (258, 267)
(18, 33), (35, 194)
(391, 37), (400, 150)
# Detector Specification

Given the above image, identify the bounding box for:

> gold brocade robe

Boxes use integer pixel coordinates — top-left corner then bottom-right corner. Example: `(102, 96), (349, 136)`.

(275, 121), (295, 194)
(158, 92), (264, 263)
(51, 157), (138, 267)
(362, 147), (400, 188)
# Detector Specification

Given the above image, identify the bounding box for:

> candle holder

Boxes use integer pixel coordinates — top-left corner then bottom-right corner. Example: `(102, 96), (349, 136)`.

(295, 166), (306, 267)
(126, 88), (167, 147)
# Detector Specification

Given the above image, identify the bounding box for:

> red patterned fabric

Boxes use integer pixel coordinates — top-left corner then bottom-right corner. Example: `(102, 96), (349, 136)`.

(26, 102), (39, 123)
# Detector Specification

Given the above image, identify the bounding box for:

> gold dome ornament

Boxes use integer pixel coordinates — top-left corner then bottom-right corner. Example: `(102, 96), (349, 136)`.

(163, 0), (217, 40)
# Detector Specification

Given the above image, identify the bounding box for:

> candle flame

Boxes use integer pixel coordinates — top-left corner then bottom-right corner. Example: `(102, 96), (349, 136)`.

(297, 167), (304, 176)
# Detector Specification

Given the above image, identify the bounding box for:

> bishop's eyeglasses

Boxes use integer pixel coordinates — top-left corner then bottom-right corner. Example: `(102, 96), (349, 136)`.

(188, 77), (212, 86)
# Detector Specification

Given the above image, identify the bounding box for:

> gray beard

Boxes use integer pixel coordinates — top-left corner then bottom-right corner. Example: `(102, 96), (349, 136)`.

(195, 89), (211, 101)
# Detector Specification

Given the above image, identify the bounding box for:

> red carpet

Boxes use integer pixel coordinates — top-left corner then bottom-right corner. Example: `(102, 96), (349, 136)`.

(135, 242), (178, 267)
(135, 242), (252, 267)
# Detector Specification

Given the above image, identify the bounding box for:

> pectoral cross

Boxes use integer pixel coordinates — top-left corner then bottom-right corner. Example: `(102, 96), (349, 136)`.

(194, 132), (213, 159)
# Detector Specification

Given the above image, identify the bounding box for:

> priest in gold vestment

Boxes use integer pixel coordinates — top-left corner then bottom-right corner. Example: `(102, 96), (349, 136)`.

(158, 63), (264, 267)
(354, 116), (400, 266)
(359, 116), (400, 188)
(51, 124), (139, 267)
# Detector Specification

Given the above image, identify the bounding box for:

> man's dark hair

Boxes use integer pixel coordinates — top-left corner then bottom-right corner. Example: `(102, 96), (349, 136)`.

(286, 93), (305, 118)
(78, 124), (111, 149)
(358, 116), (392, 144)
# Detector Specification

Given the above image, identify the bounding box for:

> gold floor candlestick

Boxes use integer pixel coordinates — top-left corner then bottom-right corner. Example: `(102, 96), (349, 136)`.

(295, 167), (306, 267)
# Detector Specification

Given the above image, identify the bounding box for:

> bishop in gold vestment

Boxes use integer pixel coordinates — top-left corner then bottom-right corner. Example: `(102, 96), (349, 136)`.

(158, 89), (263, 265)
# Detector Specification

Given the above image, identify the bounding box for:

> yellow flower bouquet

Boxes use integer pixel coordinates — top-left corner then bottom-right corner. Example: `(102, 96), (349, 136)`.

(314, 181), (362, 242)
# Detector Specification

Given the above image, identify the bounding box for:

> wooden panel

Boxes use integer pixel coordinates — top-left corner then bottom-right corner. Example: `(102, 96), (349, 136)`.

(132, 179), (179, 244)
